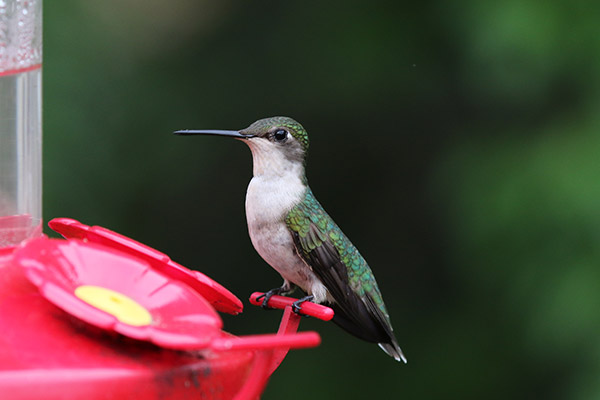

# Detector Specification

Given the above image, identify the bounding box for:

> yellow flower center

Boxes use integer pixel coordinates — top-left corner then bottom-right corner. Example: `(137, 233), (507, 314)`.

(75, 285), (152, 326)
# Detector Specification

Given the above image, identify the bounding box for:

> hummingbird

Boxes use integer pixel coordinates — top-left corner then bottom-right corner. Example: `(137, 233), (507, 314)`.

(175, 117), (406, 362)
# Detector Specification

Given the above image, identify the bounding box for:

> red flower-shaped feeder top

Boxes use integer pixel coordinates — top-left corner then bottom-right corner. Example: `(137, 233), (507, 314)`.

(48, 218), (243, 315)
(12, 219), (326, 352)
(14, 237), (224, 350)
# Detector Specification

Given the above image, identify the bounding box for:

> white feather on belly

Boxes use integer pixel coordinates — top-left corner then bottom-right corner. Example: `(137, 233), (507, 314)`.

(245, 179), (330, 302)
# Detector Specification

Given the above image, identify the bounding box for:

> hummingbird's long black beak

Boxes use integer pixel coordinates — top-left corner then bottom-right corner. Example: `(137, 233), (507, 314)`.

(173, 129), (255, 139)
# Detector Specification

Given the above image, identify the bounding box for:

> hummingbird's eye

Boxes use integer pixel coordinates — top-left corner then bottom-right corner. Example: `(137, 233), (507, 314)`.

(273, 129), (288, 142)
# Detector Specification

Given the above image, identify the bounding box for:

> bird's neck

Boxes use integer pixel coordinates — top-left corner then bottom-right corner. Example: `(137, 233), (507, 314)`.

(245, 140), (306, 182)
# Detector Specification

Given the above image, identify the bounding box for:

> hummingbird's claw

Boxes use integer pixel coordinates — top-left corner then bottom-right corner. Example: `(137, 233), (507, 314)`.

(291, 295), (315, 316)
(256, 287), (284, 309)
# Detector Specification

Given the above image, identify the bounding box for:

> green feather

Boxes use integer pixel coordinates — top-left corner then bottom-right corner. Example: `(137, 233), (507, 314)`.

(285, 188), (390, 322)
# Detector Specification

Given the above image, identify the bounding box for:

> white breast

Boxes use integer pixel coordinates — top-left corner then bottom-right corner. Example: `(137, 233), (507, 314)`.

(245, 173), (309, 284)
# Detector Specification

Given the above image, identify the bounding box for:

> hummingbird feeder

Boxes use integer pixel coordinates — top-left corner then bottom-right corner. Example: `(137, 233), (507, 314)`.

(0, 1), (332, 398)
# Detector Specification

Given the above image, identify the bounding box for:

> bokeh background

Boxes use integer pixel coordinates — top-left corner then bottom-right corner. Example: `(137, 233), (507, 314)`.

(44, 1), (600, 399)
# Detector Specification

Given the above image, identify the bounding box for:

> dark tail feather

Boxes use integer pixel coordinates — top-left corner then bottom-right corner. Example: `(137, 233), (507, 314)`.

(331, 303), (407, 363)
(379, 341), (407, 363)
(331, 308), (385, 342)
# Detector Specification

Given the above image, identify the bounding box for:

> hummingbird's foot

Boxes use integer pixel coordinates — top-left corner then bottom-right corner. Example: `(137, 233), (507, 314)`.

(256, 287), (284, 309)
(291, 295), (315, 315)
(256, 281), (297, 309)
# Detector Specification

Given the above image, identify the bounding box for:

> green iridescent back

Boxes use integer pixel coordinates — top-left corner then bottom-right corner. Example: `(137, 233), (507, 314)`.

(285, 188), (390, 321)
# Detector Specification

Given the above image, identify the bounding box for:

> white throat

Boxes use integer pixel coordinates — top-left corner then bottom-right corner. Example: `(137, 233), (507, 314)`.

(244, 138), (304, 179)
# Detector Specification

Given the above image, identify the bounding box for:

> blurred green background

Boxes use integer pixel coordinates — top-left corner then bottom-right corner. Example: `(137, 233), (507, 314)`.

(43, 1), (600, 399)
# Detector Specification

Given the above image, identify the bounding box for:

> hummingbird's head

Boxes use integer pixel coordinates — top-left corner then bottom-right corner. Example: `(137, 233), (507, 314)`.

(241, 116), (308, 164)
(175, 116), (309, 178)
(240, 116), (308, 153)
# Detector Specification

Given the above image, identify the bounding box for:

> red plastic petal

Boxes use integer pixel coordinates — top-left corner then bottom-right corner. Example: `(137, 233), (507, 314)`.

(14, 237), (223, 350)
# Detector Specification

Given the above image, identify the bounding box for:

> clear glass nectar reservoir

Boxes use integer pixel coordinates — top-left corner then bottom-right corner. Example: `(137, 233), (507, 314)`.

(0, 0), (42, 247)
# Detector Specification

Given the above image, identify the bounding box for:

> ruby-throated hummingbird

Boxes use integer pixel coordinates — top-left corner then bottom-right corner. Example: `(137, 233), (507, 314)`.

(175, 116), (406, 362)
